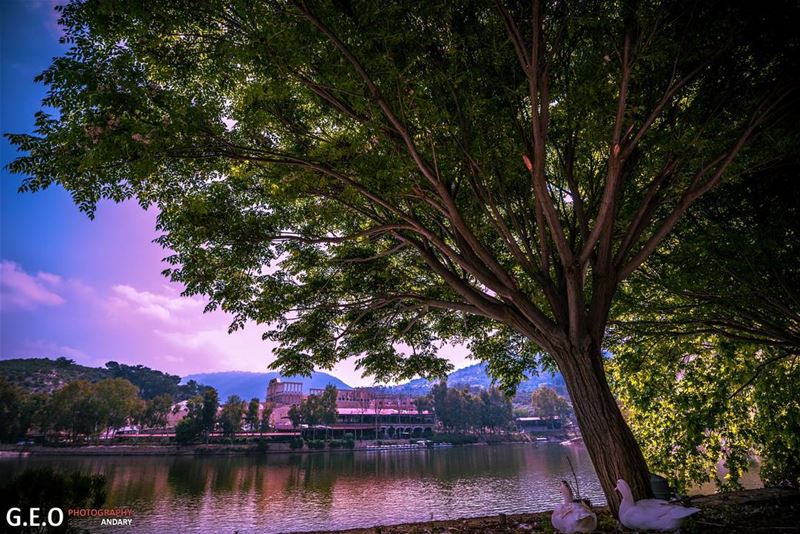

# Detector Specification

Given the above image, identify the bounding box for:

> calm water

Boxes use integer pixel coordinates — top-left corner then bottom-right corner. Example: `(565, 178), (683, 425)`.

(1, 443), (604, 533)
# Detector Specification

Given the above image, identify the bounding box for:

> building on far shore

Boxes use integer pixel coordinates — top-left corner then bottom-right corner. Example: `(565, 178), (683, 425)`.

(266, 378), (304, 406)
(268, 379), (434, 439)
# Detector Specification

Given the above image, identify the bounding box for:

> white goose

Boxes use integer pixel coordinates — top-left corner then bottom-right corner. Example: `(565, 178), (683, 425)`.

(551, 480), (597, 533)
(616, 478), (700, 531)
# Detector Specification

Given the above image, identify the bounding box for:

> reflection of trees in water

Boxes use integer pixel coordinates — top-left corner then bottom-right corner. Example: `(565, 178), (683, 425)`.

(208, 457), (246, 493)
(167, 458), (211, 496)
(0, 457), (175, 506)
(280, 445), (536, 488)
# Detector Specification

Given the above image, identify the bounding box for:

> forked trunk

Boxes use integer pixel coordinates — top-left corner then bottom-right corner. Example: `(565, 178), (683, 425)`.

(556, 344), (652, 516)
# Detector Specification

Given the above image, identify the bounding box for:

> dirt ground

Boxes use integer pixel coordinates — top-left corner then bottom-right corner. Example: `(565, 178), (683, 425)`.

(293, 488), (799, 534)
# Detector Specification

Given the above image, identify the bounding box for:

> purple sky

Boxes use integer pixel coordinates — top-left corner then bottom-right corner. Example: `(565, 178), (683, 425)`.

(0, 1), (471, 385)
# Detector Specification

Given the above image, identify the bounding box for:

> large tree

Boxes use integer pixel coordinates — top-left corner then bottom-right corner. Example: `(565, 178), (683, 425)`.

(6, 0), (798, 511)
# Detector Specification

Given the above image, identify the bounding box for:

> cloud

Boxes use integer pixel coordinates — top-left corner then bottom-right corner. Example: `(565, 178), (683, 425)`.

(154, 326), (273, 371)
(19, 339), (90, 362)
(0, 260), (65, 311)
(111, 284), (203, 321)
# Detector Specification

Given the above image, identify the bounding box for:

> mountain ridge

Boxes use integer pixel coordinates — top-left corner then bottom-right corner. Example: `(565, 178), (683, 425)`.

(182, 371), (352, 401)
(2, 357), (562, 402)
(383, 361), (564, 395)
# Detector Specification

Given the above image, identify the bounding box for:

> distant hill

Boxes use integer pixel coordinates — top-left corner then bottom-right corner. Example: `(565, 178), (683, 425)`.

(182, 371), (352, 401)
(0, 357), (205, 400)
(1, 357), (558, 403)
(386, 362), (564, 395)
(0, 357), (108, 394)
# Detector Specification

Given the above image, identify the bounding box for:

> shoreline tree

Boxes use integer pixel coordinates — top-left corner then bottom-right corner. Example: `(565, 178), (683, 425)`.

(200, 387), (219, 442)
(219, 395), (246, 440)
(319, 385), (339, 441)
(5, 0), (797, 512)
(143, 393), (174, 430)
(530, 385), (571, 429)
(260, 402), (274, 436)
(245, 397), (261, 433)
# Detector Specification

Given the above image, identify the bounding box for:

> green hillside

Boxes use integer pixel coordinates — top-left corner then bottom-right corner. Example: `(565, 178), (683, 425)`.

(0, 357), (204, 400)
(0, 357), (107, 394)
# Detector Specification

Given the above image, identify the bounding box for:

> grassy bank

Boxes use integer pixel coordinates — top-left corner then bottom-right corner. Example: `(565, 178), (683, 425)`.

(291, 488), (799, 534)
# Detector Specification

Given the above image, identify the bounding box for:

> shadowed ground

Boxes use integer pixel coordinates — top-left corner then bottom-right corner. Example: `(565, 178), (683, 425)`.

(296, 488), (799, 533)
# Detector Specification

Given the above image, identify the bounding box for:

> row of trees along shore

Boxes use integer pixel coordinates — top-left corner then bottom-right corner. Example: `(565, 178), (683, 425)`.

(5, 0), (799, 511)
(287, 385), (338, 439)
(421, 383), (514, 432)
(174, 389), (275, 443)
(0, 375), (274, 444)
(2, 377), (161, 443)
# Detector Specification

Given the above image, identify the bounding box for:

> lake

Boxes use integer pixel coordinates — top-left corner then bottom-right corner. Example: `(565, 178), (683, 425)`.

(1, 443), (605, 533)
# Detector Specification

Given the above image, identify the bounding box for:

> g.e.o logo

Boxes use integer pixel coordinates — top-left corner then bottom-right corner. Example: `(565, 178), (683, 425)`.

(5, 508), (64, 528)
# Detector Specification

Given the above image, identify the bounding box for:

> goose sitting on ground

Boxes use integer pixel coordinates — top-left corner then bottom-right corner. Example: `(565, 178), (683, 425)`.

(616, 478), (700, 531)
(551, 480), (597, 533)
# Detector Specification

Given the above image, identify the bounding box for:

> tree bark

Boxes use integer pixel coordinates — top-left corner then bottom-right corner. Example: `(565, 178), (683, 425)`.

(556, 343), (653, 516)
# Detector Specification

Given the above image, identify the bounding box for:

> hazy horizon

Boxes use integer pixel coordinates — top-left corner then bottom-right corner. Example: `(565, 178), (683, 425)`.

(0, 354), (484, 388)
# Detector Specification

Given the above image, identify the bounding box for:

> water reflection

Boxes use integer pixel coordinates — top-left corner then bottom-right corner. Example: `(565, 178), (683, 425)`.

(0, 443), (604, 533)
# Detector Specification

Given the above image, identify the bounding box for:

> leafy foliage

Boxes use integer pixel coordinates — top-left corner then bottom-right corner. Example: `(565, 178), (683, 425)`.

(200, 387), (220, 437)
(43, 378), (144, 440)
(530, 385), (571, 422)
(245, 397), (261, 432)
(609, 337), (800, 491)
(142, 393), (174, 428)
(174, 416), (200, 444)
(0, 378), (47, 442)
(6, 1), (796, 384)
(609, 156), (800, 491)
(614, 159), (800, 355)
(174, 388), (221, 443)
(218, 394), (246, 437)
(288, 385), (338, 438)
(428, 382), (513, 432)
(259, 401), (274, 433)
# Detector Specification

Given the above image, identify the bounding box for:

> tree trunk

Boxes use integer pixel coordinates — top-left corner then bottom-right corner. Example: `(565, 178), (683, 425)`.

(557, 343), (652, 516)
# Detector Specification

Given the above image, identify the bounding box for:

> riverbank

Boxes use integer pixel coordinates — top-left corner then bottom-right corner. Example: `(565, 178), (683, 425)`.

(0, 436), (535, 457)
(292, 488), (799, 534)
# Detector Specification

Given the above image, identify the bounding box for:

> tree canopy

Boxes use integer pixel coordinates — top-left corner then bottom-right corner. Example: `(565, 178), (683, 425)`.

(429, 382), (513, 432)
(530, 384), (571, 422)
(7, 0), (796, 381)
(218, 394), (246, 436)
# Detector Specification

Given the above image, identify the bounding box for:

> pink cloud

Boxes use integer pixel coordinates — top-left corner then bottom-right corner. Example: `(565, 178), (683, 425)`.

(1, 259), (470, 386)
(0, 260), (65, 310)
(111, 284), (204, 322)
(154, 326), (273, 370)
